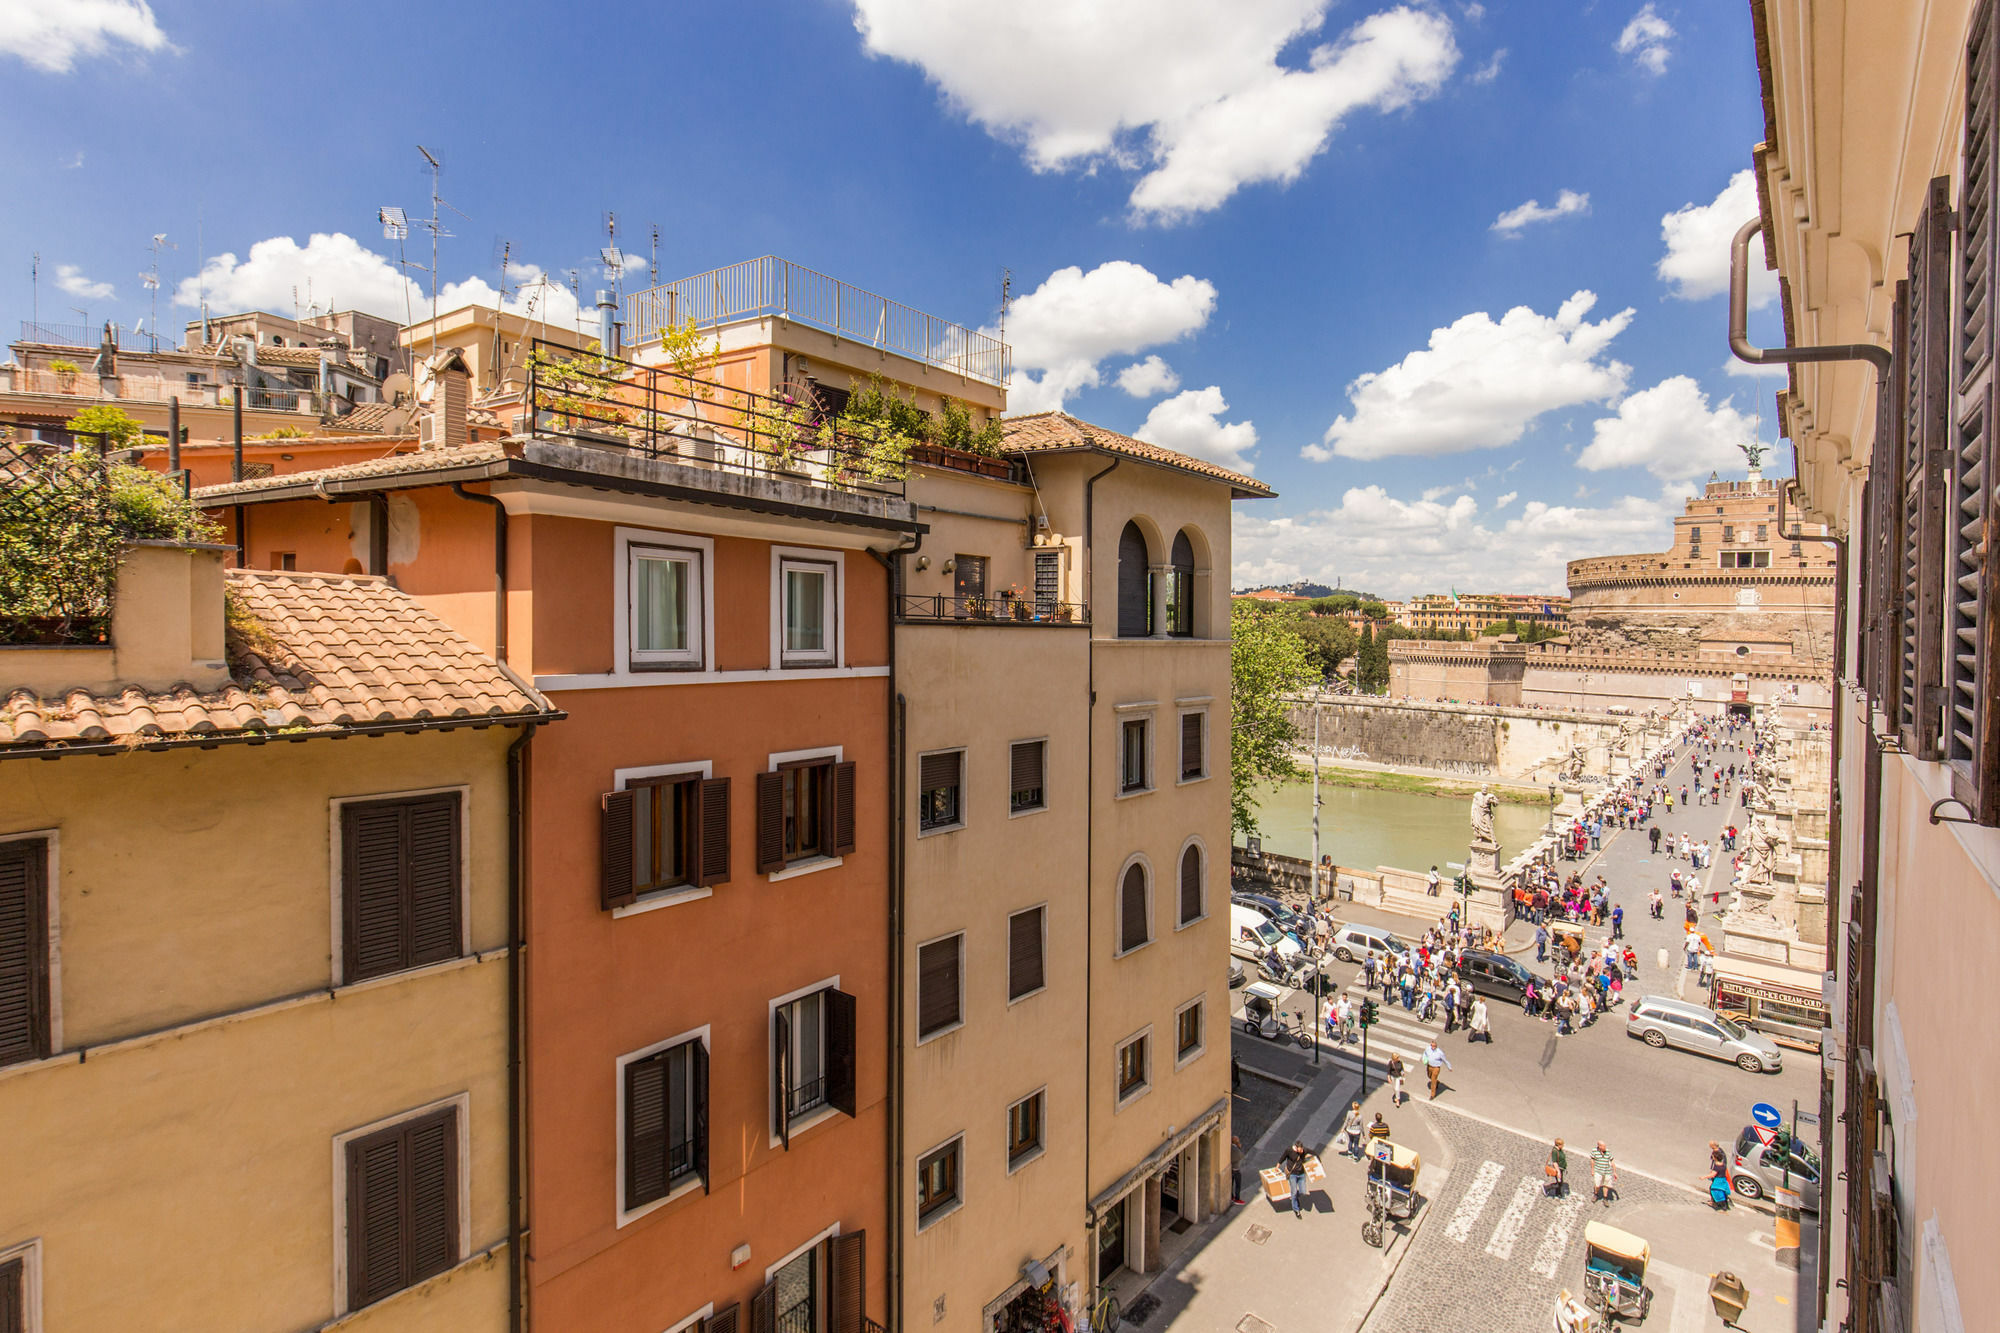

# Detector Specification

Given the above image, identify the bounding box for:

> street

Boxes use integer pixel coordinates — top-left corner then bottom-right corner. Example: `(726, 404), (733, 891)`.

(1153, 734), (1819, 1333)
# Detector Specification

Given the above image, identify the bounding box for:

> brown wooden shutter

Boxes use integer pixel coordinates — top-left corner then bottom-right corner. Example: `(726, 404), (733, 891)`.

(1120, 863), (1148, 952)
(698, 778), (731, 886)
(917, 937), (961, 1037)
(1181, 712), (1203, 778)
(1180, 845), (1202, 925)
(1955, 0), (2000, 821)
(0, 1256), (21, 1333)
(825, 986), (857, 1116)
(1008, 907), (1045, 1000)
(832, 760), (858, 856)
(774, 1006), (793, 1149)
(344, 803), (409, 982)
(626, 1052), (669, 1206)
(601, 789), (637, 909)
(756, 771), (786, 874)
(347, 1108), (459, 1311)
(405, 795), (462, 969)
(0, 838), (50, 1068)
(918, 751), (958, 793)
(1010, 740), (1044, 804)
(691, 1038), (709, 1192)
(750, 1280), (777, 1333)
(829, 1230), (867, 1333)
(406, 1109), (459, 1284)
(1902, 178), (1953, 757)
(705, 1303), (741, 1333)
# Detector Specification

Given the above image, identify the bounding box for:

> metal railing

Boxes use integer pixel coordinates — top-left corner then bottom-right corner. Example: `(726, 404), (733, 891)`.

(897, 593), (1087, 625)
(784, 1075), (827, 1121)
(623, 256), (1010, 386)
(18, 320), (96, 348)
(525, 339), (908, 499)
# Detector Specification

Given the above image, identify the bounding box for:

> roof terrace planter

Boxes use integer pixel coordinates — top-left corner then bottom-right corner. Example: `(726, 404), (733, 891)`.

(908, 442), (1015, 481)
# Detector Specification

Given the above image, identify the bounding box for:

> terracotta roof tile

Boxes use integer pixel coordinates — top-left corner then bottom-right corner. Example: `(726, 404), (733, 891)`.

(193, 442), (512, 500)
(0, 570), (555, 754)
(1000, 411), (1274, 498)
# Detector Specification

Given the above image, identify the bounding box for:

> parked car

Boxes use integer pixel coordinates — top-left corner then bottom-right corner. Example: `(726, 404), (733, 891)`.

(1625, 996), (1784, 1072)
(1231, 893), (1317, 951)
(1729, 1126), (1822, 1212)
(1328, 922), (1409, 964)
(1230, 905), (1303, 964)
(1456, 950), (1548, 1005)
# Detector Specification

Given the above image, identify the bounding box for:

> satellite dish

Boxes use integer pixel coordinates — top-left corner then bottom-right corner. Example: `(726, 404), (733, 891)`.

(380, 405), (414, 434)
(381, 371), (415, 404)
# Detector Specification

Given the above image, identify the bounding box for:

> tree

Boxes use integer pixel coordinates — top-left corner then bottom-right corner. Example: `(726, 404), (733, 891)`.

(1229, 599), (1318, 836)
(1291, 611), (1357, 680)
(66, 404), (146, 450)
(1355, 623), (1391, 693)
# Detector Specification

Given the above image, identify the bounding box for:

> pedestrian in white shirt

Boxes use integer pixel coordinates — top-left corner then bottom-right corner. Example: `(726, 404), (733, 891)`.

(1424, 1040), (1452, 1099)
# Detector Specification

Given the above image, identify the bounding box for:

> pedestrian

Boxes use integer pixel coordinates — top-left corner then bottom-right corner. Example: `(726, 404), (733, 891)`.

(1344, 1102), (1365, 1159)
(1363, 950), (1378, 990)
(1231, 1134), (1245, 1204)
(1611, 903), (1624, 940)
(1427, 864), (1441, 896)
(1535, 922), (1549, 963)
(1232, 1052), (1242, 1091)
(1368, 1112), (1392, 1146)
(1424, 1039), (1452, 1099)
(1649, 825), (1662, 854)
(1590, 1141), (1617, 1201)
(1387, 1053), (1407, 1106)
(1339, 994), (1357, 1045)
(1547, 1138), (1569, 1197)
(1282, 1140), (1312, 1218)
(1470, 996), (1491, 1043)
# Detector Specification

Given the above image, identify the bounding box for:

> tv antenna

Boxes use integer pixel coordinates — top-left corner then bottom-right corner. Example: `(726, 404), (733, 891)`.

(492, 237), (518, 383)
(378, 204), (415, 332)
(564, 268), (583, 340)
(414, 145), (470, 353)
(650, 224), (660, 284)
(140, 233), (175, 351)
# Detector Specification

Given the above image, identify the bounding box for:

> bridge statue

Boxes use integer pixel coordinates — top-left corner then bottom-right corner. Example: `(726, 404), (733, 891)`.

(1470, 788), (1499, 848)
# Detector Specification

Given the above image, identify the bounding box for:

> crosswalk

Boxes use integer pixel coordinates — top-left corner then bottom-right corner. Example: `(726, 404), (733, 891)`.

(1431, 1156), (1593, 1277)
(1233, 977), (1460, 1076)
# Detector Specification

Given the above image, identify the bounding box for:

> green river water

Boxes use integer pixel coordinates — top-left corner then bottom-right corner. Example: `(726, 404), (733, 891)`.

(1244, 778), (1554, 873)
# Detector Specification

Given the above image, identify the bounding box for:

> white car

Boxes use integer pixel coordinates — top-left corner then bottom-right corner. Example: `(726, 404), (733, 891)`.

(1328, 922), (1410, 964)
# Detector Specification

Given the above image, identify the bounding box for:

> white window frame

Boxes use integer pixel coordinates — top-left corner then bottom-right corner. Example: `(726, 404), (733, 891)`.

(772, 546), (844, 669)
(330, 1092), (473, 1318)
(915, 930), (966, 1044)
(616, 527), (715, 676)
(1007, 736), (1050, 818)
(1114, 706), (1155, 799)
(1174, 835), (1208, 931)
(615, 1023), (712, 1228)
(1114, 852), (1154, 959)
(0, 829), (60, 1061)
(661, 1303), (716, 1333)
(628, 541), (708, 670)
(917, 746), (967, 837)
(1175, 703), (1210, 785)
(0, 1238), (41, 1333)
(768, 973), (841, 1149)
(1005, 1086), (1048, 1175)
(1007, 903), (1050, 1006)
(764, 1219), (841, 1283)
(327, 785), (472, 988)
(1113, 1027), (1152, 1111)
(611, 760), (715, 917)
(766, 744), (844, 883)
(914, 1131), (966, 1232)
(1173, 995), (1207, 1070)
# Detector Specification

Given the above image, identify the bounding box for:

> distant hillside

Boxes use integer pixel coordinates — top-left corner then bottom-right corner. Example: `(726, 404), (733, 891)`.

(1234, 580), (1385, 601)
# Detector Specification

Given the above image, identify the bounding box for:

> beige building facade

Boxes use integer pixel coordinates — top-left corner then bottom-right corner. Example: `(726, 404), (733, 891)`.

(0, 544), (558, 1332)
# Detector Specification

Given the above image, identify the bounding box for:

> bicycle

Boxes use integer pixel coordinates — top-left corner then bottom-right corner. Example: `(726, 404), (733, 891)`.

(1090, 1282), (1122, 1331)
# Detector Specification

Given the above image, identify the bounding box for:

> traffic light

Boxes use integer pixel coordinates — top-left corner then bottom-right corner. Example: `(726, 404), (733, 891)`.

(1361, 999), (1379, 1028)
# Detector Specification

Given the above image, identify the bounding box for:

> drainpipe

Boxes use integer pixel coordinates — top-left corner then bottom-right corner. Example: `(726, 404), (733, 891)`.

(233, 391), (246, 568)
(452, 483), (509, 661)
(1079, 456), (1120, 1279)
(368, 493), (391, 578)
(505, 720), (539, 1333)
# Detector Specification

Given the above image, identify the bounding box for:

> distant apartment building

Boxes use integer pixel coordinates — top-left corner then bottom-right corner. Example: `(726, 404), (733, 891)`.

(191, 306), (410, 381)
(1402, 591), (1569, 636)
(0, 538), (558, 1331)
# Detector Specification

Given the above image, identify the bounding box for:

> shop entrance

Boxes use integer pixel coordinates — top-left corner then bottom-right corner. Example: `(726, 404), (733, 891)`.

(1096, 1197), (1127, 1283)
(995, 1274), (1063, 1333)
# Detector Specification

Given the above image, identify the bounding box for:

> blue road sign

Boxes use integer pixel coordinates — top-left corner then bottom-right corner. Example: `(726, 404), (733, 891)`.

(1751, 1102), (1783, 1129)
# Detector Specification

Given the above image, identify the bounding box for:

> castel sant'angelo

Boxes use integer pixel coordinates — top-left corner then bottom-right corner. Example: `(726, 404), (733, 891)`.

(1391, 464), (1837, 719)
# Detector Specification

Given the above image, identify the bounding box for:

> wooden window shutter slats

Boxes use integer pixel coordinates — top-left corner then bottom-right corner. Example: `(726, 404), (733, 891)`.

(751, 1280), (777, 1333)
(830, 1230), (867, 1333)
(825, 986), (858, 1116)
(1181, 712), (1203, 778)
(774, 1007), (793, 1148)
(691, 1038), (710, 1193)
(0, 1257), (22, 1333)
(0, 839), (50, 1068)
(346, 1107), (459, 1311)
(1900, 179), (1954, 758)
(350, 1133), (406, 1307)
(405, 797), (462, 968)
(345, 805), (409, 981)
(705, 1302), (741, 1333)
(1180, 846), (1202, 926)
(344, 795), (463, 983)
(601, 789), (638, 909)
(1120, 864), (1149, 953)
(698, 778), (731, 886)
(626, 1053), (669, 1204)
(833, 760), (858, 857)
(755, 771), (786, 874)
(917, 937), (961, 1038)
(406, 1112), (458, 1281)
(918, 751), (959, 793)
(1008, 907), (1045, 1000)
(1010, 740), (1044, 796)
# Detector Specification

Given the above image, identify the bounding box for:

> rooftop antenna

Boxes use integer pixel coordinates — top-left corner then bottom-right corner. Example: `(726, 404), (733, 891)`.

(31, 251), (39, 335)
(999, 267), (1012, 384)
(599, 211), (625, 349)
(650, 224), (660, 284)
(378, 204), (415, 334)
(414, 145), (468, 360)
(564, 268), (582, 341)
(491, 237), (516, 385)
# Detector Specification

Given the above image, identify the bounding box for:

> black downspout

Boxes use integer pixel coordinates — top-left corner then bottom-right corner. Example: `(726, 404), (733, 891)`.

(505, 721), (538, 1333)
(453, 483), (509, 661)
(1078, 457), (1120, 1254)
(369, 493), (391, 578)
(233, 393), (246, 567)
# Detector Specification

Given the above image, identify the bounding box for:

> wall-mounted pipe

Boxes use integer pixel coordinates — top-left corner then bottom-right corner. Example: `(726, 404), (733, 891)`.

(452, 484), (509, 662)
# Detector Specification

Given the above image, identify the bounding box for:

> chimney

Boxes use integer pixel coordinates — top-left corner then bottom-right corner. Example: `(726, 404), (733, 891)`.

(597, 289), (618, 358)
(422, 346), (471, 450)
(92, 320), (118, 380)
(8, 542), (232, 696)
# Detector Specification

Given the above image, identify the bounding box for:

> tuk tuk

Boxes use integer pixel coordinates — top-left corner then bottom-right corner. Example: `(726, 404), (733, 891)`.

(1581, 1221), (1651, 1322)
(1361, 1141), (1421, 1247)
(1239, 982), (1309, 1047)
(1550, 922), (1586, 967)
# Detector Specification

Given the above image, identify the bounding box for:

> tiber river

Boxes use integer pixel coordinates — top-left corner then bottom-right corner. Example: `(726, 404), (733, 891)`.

(1245, 780), (1555, 875)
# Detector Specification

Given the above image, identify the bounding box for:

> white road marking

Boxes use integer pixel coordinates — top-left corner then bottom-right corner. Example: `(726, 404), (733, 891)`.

(1528, 1194), (1587, 1277)
(1444, 1160), (1505, 1243)
(1654, 1259), (1707, 1333)
(1484, 1175), (1543, 1259)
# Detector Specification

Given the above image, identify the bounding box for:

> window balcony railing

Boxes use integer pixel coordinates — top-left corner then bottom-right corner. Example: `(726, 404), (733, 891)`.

(897, 594), (1087, 625)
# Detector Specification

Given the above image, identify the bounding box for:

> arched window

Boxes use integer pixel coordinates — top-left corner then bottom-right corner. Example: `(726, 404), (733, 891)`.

(1119, 863), (1150, 953)
(1178, 845), (1203, 925)
(1117, 520), (1151, 638)
(1169, 530), (1196, 637)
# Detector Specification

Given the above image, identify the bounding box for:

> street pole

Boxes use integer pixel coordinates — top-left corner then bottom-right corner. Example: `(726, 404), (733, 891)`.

(1783, 1098), (1797, 1192)
(1310, 695), (1322, 902)
(1359, 1019), (1370, 1096)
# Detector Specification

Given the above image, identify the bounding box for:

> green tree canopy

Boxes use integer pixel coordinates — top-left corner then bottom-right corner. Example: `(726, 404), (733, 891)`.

(1229, 600), (1318, 836)
(66, 404), (146, 450)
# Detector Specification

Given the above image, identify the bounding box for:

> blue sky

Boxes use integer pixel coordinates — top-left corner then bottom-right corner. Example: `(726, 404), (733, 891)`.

(2, 1), (1785, 598)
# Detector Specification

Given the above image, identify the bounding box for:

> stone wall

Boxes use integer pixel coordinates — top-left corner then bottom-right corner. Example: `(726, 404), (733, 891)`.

(1287, 696), (1642, 785)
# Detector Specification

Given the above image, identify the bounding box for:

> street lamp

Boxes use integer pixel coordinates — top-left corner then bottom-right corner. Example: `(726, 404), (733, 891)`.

(1547, 782), (1560, 835)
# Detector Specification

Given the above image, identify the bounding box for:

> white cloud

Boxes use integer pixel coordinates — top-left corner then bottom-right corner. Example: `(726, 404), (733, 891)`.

(1491, 189), (1589, 234)
(54, 264), (114, 302)
(1469, 49), (1505, 83)
(1725, 358), (1786, 379)
(172, 232), (583, 331)
(1494, 490), (1518, 508)
(1577, 375), (1759, 481)
(1116, 355), (1181, 397)
(0, 0), (168, 73)
(1658, 169), (1777, 307)
(1615, 3), (1674, 75)
(1307, 290), (1634, 461)
(1134, 385), (1258, 471)
(852, 1), (1458, 221)
(1421, 485), (1452, 501)
(1001, 260), (1215, 414)
(1233, 486), (1677, 598)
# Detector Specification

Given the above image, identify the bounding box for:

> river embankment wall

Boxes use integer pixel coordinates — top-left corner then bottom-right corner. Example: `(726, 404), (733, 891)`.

(1284, 696), (1638, 786)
